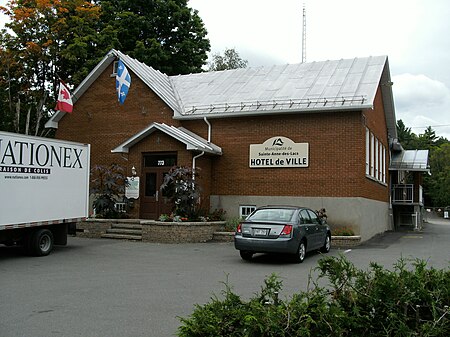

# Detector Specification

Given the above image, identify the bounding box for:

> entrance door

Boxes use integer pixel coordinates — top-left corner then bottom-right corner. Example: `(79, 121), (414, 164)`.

(139, 153), (176, 219)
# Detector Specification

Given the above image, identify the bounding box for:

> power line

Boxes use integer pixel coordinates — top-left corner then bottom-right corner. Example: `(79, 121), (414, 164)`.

(409, 124), (450, 129)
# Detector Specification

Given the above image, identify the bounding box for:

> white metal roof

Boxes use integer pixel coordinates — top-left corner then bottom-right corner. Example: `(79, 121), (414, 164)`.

(45, 51), (397, 139)
(111, 122), (222, 155)
(172, 56), (387, 116)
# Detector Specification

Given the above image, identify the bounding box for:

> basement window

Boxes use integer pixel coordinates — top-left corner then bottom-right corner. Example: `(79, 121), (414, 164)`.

(239, 205), (256, 219)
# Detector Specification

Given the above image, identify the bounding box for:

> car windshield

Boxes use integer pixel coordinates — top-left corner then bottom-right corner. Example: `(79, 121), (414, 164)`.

(248, 209), (295, 222)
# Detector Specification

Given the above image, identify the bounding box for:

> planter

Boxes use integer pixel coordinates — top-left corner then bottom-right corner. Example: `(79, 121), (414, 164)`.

(212, 231), (235, 242)
(76, 218), (114, 238)
(142, 221), (226, 243)
(331, 235), (361, 247)
(77, 219), (226, 243)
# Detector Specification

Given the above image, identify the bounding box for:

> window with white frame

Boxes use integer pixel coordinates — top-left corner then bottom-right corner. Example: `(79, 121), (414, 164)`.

(365, 128), (370, 175)
(370, 133), (375, 176)
(239, 205), (256, 219)
(375, 138), (379, 179)
(366, 128), (386, 184)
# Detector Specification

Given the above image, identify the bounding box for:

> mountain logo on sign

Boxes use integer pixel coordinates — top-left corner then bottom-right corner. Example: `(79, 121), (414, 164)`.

(272, 138), (284, 146)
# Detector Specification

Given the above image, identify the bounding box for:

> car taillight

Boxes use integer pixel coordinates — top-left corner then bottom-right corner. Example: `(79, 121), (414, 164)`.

(236, 223), (242, 233)
(280, 224), (293, 236)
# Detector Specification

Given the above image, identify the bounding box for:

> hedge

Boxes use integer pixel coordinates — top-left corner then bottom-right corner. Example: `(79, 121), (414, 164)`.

(177, 255), (449, 336)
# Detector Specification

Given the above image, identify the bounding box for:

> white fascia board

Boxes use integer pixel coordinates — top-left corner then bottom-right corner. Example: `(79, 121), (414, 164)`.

(173, 104), (373, 120)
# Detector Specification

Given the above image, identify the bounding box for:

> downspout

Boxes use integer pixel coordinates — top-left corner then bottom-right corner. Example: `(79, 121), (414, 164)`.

(191, 117), (211, 179)
(192, 151), (205, 180)
(204, 116), (211, 143)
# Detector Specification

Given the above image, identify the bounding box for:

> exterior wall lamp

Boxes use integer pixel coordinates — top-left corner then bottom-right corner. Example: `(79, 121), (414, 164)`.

(131, 166), (137, 177)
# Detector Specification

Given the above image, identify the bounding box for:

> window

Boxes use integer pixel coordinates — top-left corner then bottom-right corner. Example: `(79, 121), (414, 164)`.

(299, 209), (312, 224)
(365, 128), (386, 184)
(370, 133), (375, 176)
(375, 138), (379, 179)
(114, 202), (126, 213)
(112, 60), (118, 75)
(306, 209), (320, 224)
(144, 153), (177, 167)
(365, 128), (370, 175)
(239, 205), (256, 219)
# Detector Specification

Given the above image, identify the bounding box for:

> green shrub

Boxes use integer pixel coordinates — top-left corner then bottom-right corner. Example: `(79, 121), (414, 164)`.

(160, 166), (201, 219)
(224, 217), (241, 232)
(177, 256), (449, 336)
(90, 164), (128, 218)
(331, 226), (355, 236)
(208, 208), (227, 221)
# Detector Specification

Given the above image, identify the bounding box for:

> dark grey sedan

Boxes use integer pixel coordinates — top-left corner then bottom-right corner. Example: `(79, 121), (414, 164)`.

(234, 205), (331, 262)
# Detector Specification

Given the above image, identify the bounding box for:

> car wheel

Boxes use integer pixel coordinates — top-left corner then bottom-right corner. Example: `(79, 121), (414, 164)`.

(320, 234), (331, 253)
(239, 251), (253, 261)
(294, 241), (306, 263)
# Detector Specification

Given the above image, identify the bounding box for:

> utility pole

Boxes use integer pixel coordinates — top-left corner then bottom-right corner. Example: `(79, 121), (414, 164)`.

(302, 4), (306, 63)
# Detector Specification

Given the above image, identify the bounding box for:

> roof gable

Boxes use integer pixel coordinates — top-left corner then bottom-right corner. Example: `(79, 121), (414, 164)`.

(45, 49), (180, 128)
(111, 122), (222, 155)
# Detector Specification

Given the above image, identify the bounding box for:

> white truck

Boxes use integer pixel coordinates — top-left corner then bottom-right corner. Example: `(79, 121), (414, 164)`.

(0, 131), (90, 256)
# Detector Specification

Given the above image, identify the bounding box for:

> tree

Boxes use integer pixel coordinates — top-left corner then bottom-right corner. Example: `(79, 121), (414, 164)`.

(427, 143), (450, 206)
(97, 0), (210, 75)
(397, 120), (450, 206)
(0, 0), (104, 135)
(0, 0), (210, 135)
(208, 47), (248, 71)
(396, 119), (417, 150)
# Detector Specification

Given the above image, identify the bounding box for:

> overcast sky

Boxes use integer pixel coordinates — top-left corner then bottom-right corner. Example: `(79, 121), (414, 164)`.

(189, 0), (450, 140)
(1, 0), (449, 139)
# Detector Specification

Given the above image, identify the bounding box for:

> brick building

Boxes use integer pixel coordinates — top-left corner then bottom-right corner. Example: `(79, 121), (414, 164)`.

(45, 50), (428, 241)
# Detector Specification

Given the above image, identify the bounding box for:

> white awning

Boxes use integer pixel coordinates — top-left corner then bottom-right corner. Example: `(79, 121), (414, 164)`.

(390, 150), (429, 172)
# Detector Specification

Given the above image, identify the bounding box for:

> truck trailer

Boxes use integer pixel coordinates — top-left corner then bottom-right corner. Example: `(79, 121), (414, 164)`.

(0, 131), (90, 256)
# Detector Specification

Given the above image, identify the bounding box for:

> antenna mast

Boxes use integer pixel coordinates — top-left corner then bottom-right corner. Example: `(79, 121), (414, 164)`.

(301, 4), (306, 63)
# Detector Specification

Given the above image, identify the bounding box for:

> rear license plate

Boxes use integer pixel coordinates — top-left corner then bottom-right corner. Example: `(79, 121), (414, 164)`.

(253, 228), (269, 236)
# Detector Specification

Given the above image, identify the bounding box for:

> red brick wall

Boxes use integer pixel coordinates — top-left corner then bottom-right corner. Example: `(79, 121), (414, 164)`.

(55, 63), (390, 212)
(56, 65), (178, 168)
(361, 87), (390, 202)
(182, 105), (388, 203)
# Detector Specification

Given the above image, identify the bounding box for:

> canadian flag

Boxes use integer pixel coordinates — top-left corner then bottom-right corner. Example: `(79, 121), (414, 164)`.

(55, 80), (73, 113)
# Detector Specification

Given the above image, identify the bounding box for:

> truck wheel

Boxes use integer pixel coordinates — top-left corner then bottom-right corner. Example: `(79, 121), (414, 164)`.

(30, 229), (54, 256)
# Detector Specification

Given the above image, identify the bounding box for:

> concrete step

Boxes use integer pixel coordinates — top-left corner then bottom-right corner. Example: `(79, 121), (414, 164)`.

(101, 222), (143, 241)
(101, 233), (142, 240)
(111, 223), (143, 230)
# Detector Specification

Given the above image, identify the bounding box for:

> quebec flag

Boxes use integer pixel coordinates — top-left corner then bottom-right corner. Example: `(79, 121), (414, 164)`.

(116, 60), (131, 104)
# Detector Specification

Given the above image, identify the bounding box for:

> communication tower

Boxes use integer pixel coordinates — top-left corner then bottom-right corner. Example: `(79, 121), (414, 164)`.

(302, 4), (306, 63)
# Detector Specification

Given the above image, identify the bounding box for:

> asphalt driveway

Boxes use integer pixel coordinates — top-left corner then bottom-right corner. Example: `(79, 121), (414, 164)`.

(1, 217), (449, 337)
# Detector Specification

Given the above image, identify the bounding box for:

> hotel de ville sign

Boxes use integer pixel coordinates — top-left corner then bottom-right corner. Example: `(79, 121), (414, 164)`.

(249, 136), (309, 168)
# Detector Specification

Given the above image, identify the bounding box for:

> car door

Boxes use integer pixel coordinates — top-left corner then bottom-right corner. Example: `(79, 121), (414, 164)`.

(299, 209), (318, 250)
(307, 209), (326, 249)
